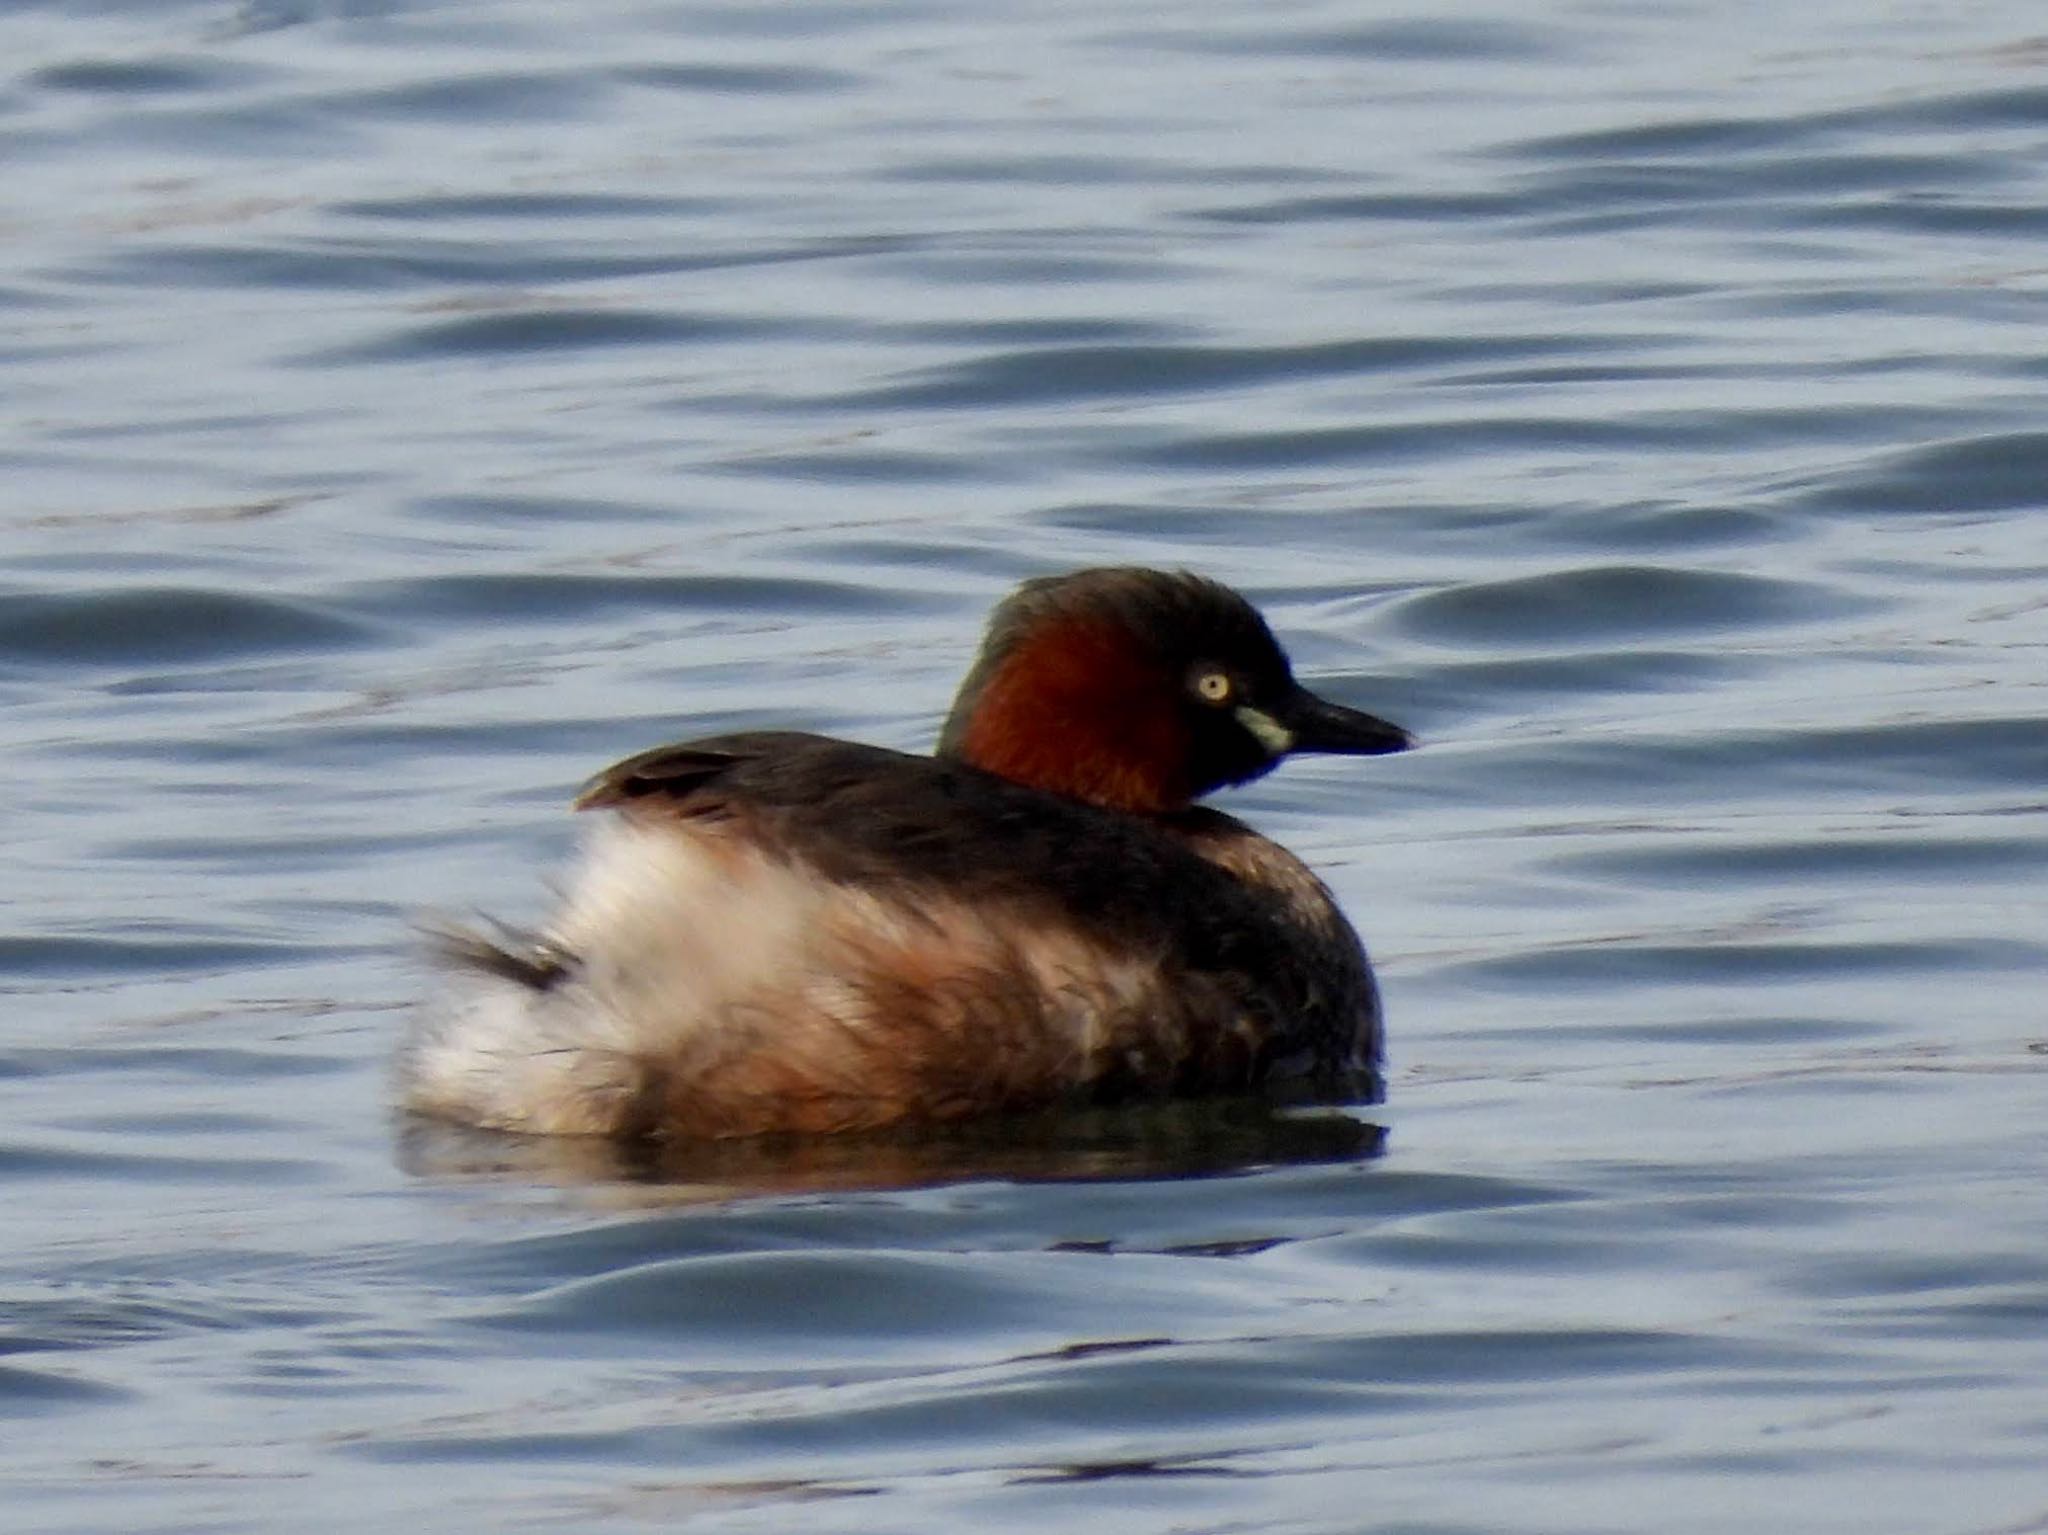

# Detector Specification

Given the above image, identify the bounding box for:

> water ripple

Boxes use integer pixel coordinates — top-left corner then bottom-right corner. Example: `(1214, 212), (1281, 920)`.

(0, 1366), (129, 1414)
(68, 233), (912, 292)
(839, 335), (1625, 409)
(1794, 430), (2048, 514)
(0, 586), (376, 667)
(1395, 565), (1873, 647)
(307, 307), (798, 364)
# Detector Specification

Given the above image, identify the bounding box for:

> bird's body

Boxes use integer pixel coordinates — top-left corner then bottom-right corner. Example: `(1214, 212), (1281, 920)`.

(400, 569), (1410, 1140)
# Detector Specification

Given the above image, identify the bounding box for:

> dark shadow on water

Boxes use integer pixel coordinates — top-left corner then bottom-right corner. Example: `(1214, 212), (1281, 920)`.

(395, 1098), (1386, 1201)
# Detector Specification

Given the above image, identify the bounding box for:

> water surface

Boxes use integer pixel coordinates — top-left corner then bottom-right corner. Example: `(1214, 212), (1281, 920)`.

(5, 1), (2048, 1530)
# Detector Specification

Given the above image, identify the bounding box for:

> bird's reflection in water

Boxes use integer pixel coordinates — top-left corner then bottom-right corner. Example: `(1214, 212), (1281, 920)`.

(396, 1098), (1385, 1203)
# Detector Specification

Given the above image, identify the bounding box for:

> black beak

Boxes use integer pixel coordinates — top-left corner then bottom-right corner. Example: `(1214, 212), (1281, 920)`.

(1278, 687), (1414, 757)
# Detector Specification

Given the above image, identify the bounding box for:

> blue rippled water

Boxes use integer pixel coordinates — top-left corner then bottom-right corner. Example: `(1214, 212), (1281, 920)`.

(6, 1), (2048, 1530)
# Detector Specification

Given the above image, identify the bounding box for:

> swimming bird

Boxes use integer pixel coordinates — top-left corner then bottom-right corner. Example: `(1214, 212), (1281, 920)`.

(400, 567), (1411, 1140)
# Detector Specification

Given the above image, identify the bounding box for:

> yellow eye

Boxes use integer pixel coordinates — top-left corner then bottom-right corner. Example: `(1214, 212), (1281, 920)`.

(1194, 670), (1233, 704)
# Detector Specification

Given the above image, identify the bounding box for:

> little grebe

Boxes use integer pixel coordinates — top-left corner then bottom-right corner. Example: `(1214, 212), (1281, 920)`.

(400, 567), (1411, 1139)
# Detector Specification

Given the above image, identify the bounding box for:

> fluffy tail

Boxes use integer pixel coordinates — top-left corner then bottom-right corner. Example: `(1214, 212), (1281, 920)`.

(397, 920), (651, 1137)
